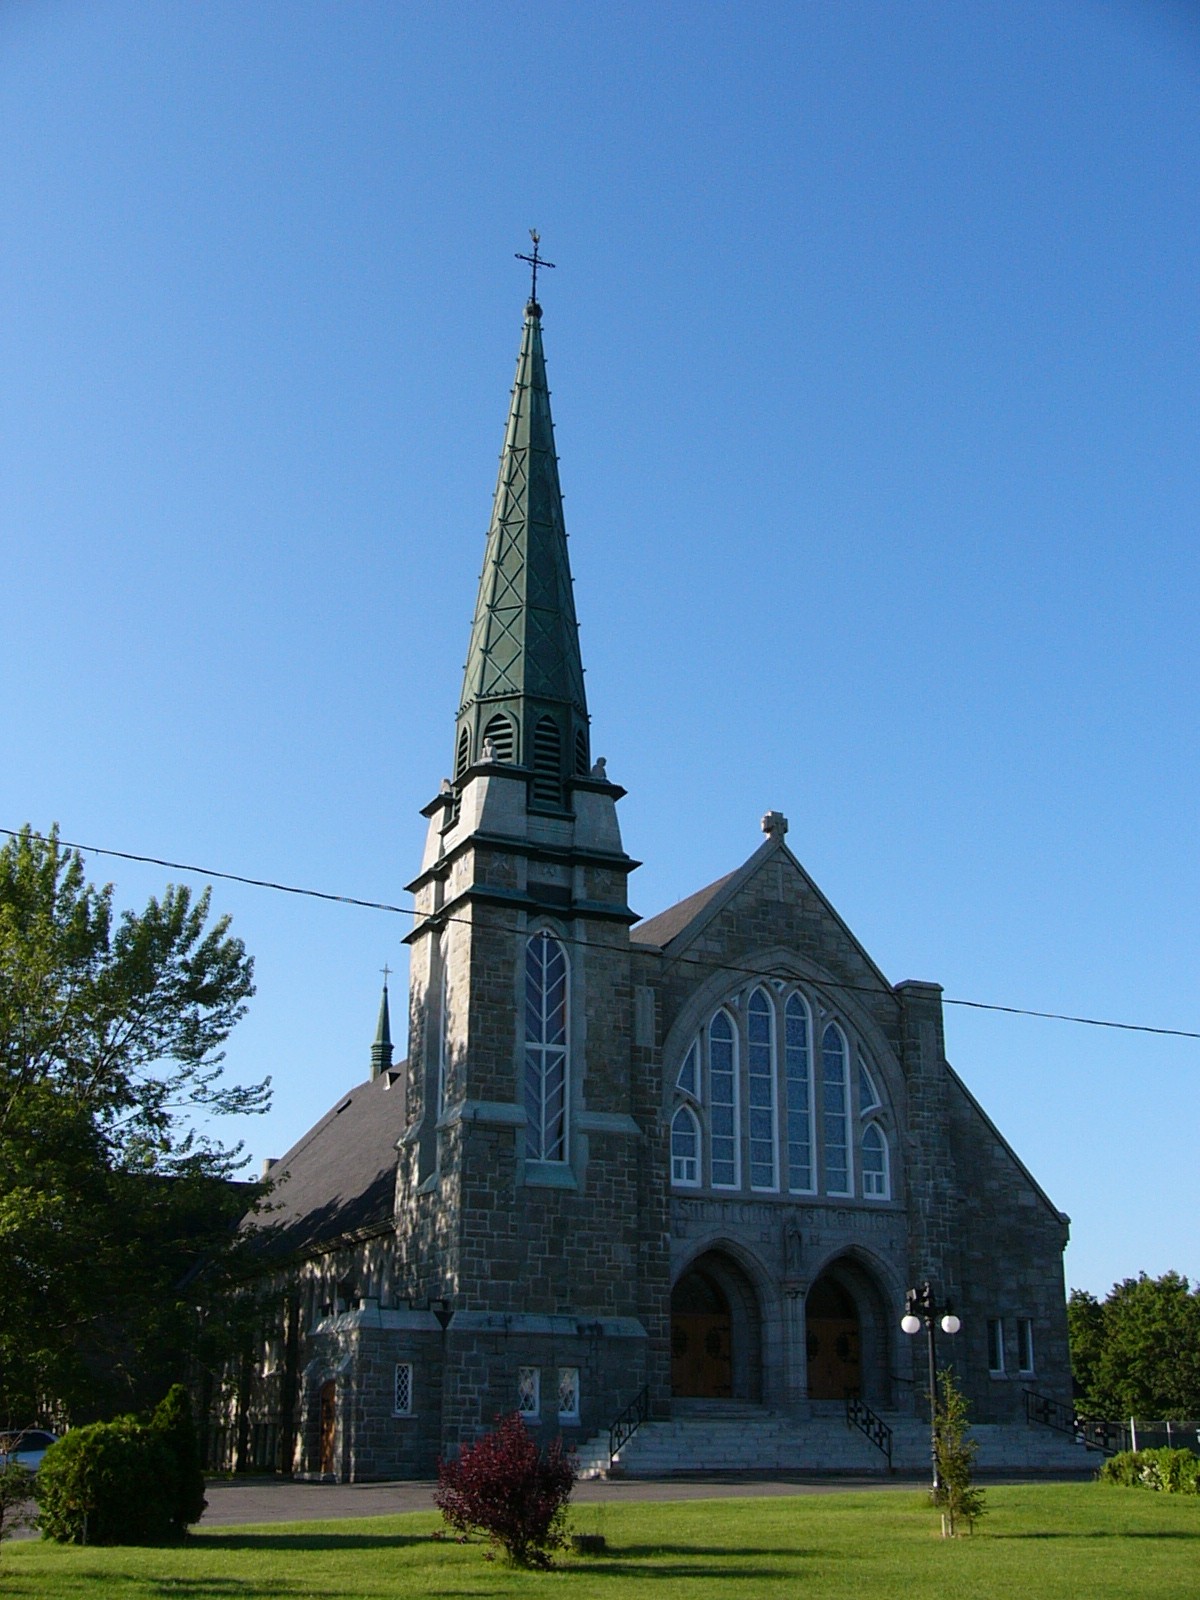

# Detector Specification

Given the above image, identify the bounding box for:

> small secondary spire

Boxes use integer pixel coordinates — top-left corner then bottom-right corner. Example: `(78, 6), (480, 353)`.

(515, 228), (555, 314)
(371, 971), (394, 1079)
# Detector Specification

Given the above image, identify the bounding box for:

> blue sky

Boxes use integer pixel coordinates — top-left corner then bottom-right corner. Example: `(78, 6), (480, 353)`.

(2, 1), (1197, 1299)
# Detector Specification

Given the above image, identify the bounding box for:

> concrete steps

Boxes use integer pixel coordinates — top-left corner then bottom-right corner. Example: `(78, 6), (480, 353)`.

(575, 1404), (1097, 1479)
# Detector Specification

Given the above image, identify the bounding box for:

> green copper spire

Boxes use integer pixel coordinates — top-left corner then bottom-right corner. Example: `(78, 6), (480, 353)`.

(454, 292), (590, 810)
(370, 974), (393, 1079)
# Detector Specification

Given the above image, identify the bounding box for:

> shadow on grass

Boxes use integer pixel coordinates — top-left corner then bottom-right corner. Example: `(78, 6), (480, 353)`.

(198, 1531), (423, 1551)
(993, 1530), (1200, 1541)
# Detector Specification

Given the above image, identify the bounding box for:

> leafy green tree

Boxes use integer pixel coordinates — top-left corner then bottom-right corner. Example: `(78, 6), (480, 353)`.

(1069, 1274), (1200, 1419)
(931, 1368), (985, 1536)
(0, 826), (268, 1424)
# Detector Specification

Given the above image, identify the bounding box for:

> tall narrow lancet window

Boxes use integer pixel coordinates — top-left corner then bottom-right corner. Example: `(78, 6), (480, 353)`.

(481, 712), (515, 763)
(861, 1122), (889, 1199)
(531, 716), (562, 806)
(746, 989), (777, 1190)
(709, 1010), (739, 1188)
(671, 1105), (701, 1186)
(436, 930), (450, 1113)
(524, 931), (568, 1162)
(784, 994), (814, 1193)
(822, 1024), (851, 1195)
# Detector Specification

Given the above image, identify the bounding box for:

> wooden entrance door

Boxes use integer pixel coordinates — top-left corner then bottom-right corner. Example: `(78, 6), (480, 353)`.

(806, 1275), (861, 1400)
(671, 1270), (733, 1397)
(318, 1380), (337, 1475)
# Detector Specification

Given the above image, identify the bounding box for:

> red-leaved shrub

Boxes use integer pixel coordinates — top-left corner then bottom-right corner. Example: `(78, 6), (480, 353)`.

(434, 1411), (577, 1567)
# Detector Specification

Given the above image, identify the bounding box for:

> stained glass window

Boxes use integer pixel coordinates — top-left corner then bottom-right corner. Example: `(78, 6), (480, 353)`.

(557, 1367), (580, 1421)
(709, 1010), (738, 1188)
(785, 994), (814, 1192)
(671, 1104), (701, 1186)
(747, 989), (777, 1190)
(861, 1121), (888, 1198)
(822, 1024), (851, 1195)
(524, 932), (568, 1162)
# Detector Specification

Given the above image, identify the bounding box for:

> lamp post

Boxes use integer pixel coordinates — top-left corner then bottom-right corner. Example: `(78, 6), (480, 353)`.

(901, 1281), (961, 1490)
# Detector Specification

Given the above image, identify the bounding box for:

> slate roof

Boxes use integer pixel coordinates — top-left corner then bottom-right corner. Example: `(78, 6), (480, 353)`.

(630, 870), (739, 949)
(246, 1067), (407, 1258)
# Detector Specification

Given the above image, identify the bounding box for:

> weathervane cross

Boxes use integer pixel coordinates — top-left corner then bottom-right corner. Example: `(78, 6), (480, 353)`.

(515, 229), (555, 306)
(380, 963), (392, 985)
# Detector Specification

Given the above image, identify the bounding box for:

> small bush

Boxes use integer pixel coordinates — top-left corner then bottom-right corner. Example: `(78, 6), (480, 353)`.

(1100, 1448), (1200, 1494)
(37, 1386), (206, 1544)
(932, 1368), (986, 1535)
(435, 1411), (576, 1567)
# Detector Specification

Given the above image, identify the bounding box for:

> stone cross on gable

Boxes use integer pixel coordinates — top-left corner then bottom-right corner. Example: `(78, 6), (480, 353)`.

(761, 810), (789, 839)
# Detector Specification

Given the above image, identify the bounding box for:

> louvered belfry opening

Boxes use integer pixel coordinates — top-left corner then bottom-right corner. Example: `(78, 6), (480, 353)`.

(454, 727), (470, 783)
(531, 715), (562, 807)
(574, 727), (589, 776)
(481, 712), (516, 764)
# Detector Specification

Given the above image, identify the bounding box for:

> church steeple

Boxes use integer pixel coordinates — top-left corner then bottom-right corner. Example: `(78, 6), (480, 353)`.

(453, 286), (590, 809)
(370, 974), (393, 1080)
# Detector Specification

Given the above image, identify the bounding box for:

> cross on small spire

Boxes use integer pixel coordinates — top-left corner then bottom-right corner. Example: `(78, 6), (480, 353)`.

(515, 229), (555, 310)
(380, 963), (392, 986)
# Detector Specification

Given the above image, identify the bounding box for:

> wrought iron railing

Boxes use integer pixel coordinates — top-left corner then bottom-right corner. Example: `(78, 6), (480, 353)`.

(1023, 1389), (1123, 1456)
(845, 1395), (893, 1469)
(609, 1385), (650, 1462)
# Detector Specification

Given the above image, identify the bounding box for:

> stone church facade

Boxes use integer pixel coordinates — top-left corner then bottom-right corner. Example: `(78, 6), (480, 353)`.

(224, 288), (1073, 1481)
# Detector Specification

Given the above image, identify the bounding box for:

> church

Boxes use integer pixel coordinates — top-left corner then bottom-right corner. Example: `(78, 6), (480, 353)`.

(224, 277), (1075, 1481)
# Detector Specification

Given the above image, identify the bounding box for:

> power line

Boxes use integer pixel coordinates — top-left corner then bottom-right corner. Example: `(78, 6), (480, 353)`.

(4, 825), (1197, 1043)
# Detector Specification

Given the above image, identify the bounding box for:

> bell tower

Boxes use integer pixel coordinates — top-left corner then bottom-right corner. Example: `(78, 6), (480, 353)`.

(398, 267), (670, 1448)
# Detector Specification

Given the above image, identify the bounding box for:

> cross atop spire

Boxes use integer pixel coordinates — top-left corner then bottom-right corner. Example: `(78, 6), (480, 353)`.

(515, 229), (555, 316)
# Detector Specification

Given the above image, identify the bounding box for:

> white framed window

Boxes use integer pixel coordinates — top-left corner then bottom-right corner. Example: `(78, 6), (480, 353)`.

(987, 1318), (1005, 1375)
(676, 1038), (700, 1100)
(1017, 1318), (1035, 1375)
(747, 988), (778, 1190)
(518, 1367), (540, 1418)
(861, 1122), (889, 1199)
(671, 1104), (701, 1186)
(821, 1024), (852, 1195)
(393, 1362), (414, 1417)
(708, 1009), (739, 1188)
(524, 932), (568, 1162)
(557, 1367), (580, 1422)
(784, 993), (814, 1193)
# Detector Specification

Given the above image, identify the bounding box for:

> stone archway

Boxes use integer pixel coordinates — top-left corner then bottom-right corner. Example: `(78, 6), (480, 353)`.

(805, 1255), (894, 1408)
(671, 1249), (764, 1402)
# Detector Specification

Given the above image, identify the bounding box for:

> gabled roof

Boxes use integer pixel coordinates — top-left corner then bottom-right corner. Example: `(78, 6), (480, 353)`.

(630, 869), (739, 948)
(246, 1067), (406, 1258)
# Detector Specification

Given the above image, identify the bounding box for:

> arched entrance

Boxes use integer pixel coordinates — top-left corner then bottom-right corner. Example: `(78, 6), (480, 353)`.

(671, 1250), (764, 1401)
(805, 1273), (861, 1400)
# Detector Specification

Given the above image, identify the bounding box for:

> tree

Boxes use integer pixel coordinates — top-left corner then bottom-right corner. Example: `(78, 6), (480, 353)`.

(0, 825), (268, 1424)
(1069, 1274), (1200, 1420)
(931, 1368), (985, 1536)
(435, 1412), (577, 1567)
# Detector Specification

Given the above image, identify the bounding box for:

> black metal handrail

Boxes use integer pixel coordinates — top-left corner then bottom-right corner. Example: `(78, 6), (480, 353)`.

(1023, 1389), (1123, 1456)
(609, 1385), (650, 1462)
(846, 1394), (893, 1470)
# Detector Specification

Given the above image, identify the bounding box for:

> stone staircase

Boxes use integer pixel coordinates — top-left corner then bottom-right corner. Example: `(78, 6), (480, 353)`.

(575, 1400), (1096, 1480)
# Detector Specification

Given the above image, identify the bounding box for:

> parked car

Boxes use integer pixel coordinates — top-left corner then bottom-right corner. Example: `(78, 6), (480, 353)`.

(0, 1428), (60, 1471)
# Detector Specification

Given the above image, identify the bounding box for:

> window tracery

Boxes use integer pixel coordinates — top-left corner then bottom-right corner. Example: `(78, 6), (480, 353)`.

(666, 984), (890, 1202)
(524, 931), (568, 1162)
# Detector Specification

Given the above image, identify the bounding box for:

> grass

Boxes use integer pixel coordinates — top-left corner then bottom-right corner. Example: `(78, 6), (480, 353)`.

(1, 1484), (1197, 1599)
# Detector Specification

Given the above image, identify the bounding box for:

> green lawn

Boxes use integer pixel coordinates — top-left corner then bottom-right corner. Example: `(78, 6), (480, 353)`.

(1, 1484), (1197, 1600)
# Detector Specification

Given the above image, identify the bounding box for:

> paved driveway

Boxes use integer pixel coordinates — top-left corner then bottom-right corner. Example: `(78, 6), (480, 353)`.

(199, 1473), (918, 1526)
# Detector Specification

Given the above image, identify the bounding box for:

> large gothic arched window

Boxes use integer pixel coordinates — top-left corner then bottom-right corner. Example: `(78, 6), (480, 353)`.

(784, 993), (814, 1193)
(524, 931), (568, 1162)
